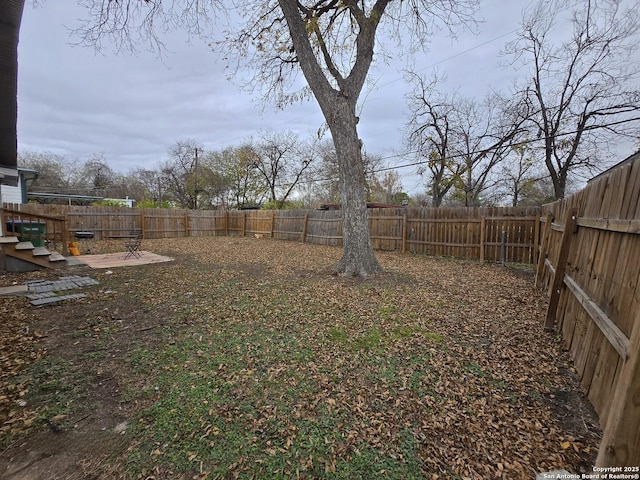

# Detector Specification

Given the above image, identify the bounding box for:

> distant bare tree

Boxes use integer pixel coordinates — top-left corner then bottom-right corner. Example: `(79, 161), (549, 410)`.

(18, 150), (83, 194)
(252, 131), (314, 209)
(504, 0), (640, 199)
(82, 155), (116, 195)
(498, 143), (551, 206)
(369, 170), (407, 204)
(130, 168), (169, 205)
(161, 139), (209, 209)
(450, 95), (526, 207)
(406, 73), (462, 207)
(406, 74), (526, 207)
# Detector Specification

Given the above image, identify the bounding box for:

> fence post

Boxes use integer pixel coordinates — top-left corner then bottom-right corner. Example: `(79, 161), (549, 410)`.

(57, 212), (70, 255)
(479, 217), (486, 264)
(224, 211), (229, 237)
(0, 207), (7, 237)
(596, 307), (640, 467)
(544, 208), (578, 332)
(533, 214), (541, 265)
(271, 211), (276, 238)
(301, 213), (309, 243)
(401, 214), (407, 254)
(535, 212), (553, 288)
(185, 211), (191, 237)
(500, 229), (507, 267)
(242, 212), (246, 237)
(140, 210), (146, 238)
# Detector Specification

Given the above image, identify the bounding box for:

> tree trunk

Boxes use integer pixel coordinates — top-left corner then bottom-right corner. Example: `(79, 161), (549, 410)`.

(328, 97), (382, 277)
(0, 0), (25, 173)
(276, 0), (382, 277)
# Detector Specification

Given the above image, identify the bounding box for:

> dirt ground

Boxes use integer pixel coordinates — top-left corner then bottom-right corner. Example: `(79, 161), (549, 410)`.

(0, 237), (601, 479)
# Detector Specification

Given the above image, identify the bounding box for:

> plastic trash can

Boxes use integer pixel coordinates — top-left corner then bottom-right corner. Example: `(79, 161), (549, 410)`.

(5, 220), (47, 247)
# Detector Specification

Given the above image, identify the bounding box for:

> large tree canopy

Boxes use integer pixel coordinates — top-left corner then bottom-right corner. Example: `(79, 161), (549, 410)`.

(59, 0), (480, 275)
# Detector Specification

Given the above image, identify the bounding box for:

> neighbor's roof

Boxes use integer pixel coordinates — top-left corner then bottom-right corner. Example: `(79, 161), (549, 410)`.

(317, 202), (403, 210)
(0, 166), (19, 187)
(27, 192), (104, 204)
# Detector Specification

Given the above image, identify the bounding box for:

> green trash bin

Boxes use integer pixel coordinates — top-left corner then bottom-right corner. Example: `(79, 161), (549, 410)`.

(5, 220), (47, 247)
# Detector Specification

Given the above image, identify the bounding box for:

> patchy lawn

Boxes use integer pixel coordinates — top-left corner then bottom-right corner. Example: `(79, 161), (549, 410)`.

(0, 236), (600, 479)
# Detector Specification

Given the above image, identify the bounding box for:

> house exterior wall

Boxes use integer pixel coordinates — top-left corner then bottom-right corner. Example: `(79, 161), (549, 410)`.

(1, 182), (22, 204)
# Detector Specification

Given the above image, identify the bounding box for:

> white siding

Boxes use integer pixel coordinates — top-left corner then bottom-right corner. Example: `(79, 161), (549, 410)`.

(1, 183), (22, 204)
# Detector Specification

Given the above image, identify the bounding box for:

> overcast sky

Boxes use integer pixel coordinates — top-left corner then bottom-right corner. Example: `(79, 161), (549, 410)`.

(17, 1), (634, 197)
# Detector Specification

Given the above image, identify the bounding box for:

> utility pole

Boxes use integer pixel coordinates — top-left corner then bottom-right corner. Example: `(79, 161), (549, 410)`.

(194, 147), (199, 210)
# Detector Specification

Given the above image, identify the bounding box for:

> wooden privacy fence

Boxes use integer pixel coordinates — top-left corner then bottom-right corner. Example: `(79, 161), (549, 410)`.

(536, 151), (640, 468)
(2, 203), (542, 264)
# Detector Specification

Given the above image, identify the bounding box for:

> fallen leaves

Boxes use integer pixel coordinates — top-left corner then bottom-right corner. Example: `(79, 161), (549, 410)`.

(0, 237), (602, 479)
(0, 289), (46, 441)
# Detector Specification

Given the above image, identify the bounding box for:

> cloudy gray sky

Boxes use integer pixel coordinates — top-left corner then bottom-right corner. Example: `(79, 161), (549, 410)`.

(16, 0), (621, 196)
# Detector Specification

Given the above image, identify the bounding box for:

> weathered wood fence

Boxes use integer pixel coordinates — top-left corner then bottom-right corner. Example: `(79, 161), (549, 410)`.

(536, 152), (640, 467)
(1, 204), (542, 264)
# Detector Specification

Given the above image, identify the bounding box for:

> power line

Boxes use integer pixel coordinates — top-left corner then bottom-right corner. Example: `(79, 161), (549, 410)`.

(204, 28), (522, 150)
(375, 29), (520, 90)
(371, 115), (640, 173)
(289, 115), (640, 188)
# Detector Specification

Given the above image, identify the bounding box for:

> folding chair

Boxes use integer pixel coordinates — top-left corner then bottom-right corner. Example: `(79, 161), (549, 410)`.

(124, 234), (143, 260)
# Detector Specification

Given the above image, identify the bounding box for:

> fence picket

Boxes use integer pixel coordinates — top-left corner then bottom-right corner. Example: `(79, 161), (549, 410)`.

(537, 152), (640, 467)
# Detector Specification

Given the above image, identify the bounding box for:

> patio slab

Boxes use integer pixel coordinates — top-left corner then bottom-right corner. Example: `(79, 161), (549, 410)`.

(73, 251), (173, 269)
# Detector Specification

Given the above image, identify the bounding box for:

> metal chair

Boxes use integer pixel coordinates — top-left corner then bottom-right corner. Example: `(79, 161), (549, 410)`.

(124, 234), (143, 260)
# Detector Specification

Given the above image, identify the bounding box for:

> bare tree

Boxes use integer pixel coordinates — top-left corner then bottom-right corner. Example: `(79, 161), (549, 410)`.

(18, 150), (84, 194)
(82, 155), (117, 195)
(405, 75), (462, 207)
(130, 168), (171, 206)
(497, 143), (550, 206)
(504, 0), (640, 199)
(161, 139), (211, 209)
(449, 96), (526, 207)
(406, 74), (526, 207)
(74, 0), (479, 276)
(252, 131), (314, 208)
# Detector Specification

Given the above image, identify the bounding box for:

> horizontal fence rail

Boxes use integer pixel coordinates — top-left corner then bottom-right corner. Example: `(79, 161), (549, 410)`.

(2, 203), (542, 265)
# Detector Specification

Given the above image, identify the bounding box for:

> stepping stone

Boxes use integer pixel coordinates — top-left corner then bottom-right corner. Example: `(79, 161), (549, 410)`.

(30, 293), (87, 306)
(28, 282), (56, 293)
(73, 277), (99, 286)
(26, 291), (58, 300)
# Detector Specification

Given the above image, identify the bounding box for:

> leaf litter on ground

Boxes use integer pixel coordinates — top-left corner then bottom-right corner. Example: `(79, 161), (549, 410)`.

(0, 236), (600, 479)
